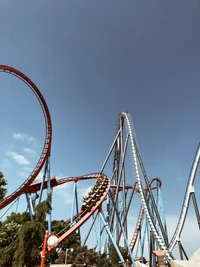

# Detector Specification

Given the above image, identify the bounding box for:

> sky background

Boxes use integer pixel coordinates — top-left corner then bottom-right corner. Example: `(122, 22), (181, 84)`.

(0, 0), (200, 258)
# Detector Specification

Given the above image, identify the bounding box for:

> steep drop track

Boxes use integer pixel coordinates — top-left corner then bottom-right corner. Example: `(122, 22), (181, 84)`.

(120, 112), (172, 262)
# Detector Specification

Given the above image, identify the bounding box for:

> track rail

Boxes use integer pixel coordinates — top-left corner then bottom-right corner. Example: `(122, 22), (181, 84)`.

(120, 112), (172, 262)
(45, 174), (110, 255)
(26, 173), (157, 194)
(24, 173), (102, 193)
(130, 178), (162, 252)
(0, 65), (52, 210)
(169, 143), (200, 251)
(130, 205), (144, 252)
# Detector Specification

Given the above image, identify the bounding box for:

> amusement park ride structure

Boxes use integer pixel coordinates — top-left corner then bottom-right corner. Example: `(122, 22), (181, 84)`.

(0, 65), (199, 267)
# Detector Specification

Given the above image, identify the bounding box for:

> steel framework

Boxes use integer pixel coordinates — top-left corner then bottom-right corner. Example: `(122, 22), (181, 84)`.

(0, 66), (199, 266)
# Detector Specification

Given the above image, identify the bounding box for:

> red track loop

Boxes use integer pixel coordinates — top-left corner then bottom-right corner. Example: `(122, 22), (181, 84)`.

(0, 65), (52, 210)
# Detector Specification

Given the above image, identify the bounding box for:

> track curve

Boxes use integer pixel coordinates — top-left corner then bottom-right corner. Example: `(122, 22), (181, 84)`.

(130, 178), (162, 252)
(0, 65), (52, 210)
(24, 173), (102, 193)
(169, 143), (200, 252)
(45, 174), (110, 256)
(120, 112), (172, 262)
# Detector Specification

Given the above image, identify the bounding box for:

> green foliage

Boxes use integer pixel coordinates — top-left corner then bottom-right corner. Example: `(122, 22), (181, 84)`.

(0, 239), (19, 267)
(47, 221), (81, 263)
(51, 219), (68, 235)
(0, 196), (49, 266)
(0, 212), (30, 249)
(12, 221), (45, 267)
(0, 221), (21, 247)
(5, 212), (30, 225)
(0, 193), (114, 267)
(55, 245), (98, 265)
(109, 245), (129, 266)
(0, 171), (7, 201)
(51, 220), (81, 250)
(55, 245), (110, 267)
(0, 221), (45, 267)
(64, 232), (81, 248)
(34, 193), (52, 222)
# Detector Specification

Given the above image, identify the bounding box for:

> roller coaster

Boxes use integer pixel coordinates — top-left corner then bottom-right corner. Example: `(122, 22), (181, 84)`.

(0, 65), (199, 267)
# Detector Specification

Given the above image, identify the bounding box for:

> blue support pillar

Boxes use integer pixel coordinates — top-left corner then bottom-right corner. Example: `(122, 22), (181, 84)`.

(98, 213), (101, 255)
(71, 182), (76, 223)
(141, 215), (147, 256)
(25, 193), (33, 221)
(38, 159), (49, 204)
(99, 212), (136, 267)
(158, 186), (169, 243)
(106, 195), (110, 259)
(74, 182), (81, 237)
(46, 156), (52, 234)
(15, 196), (20, 213)
(135, 236), (139, 259)
(109, 190), (135, 265)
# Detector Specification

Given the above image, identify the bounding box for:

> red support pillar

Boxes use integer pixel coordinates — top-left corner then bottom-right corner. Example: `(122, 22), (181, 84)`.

(40, 231), (48, 267)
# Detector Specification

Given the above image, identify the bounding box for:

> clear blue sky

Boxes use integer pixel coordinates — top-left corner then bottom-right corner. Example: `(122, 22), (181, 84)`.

(0, 0), (200, 257)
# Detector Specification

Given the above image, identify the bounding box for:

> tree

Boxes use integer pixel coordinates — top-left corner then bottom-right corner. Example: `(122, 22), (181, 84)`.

(13, 221), (45, 267)
(0, 239), (18, 267)
(0, 192), (113, 266)
(34, 193), (52, 222)
(0, 212), (30, 249)
(109, 245), (130, 266)
(55, 245), (98, 266)
(0, 221), (21, 248)
(0, 221), (45, 267)
(54, 245), (111, 267)
(52, 219), (81, 250)
(4, 211), (30, 225)
(0, 196), (50, 266)
(0, 171), (7, 201)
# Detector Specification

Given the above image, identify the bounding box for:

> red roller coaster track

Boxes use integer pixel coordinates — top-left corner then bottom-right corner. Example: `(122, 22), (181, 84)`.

(24, 173), (102, 194)
(129, 178), (162, 252)
(45, 174), (110, 255)
(0, 65), (52, 210)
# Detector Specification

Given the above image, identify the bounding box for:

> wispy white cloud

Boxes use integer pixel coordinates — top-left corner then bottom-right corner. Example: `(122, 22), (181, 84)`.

(7, 151), (30, 165)
(23, 147), (36, 155)
(12, 132), (35, 142)
(54, 182), (73, 204)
